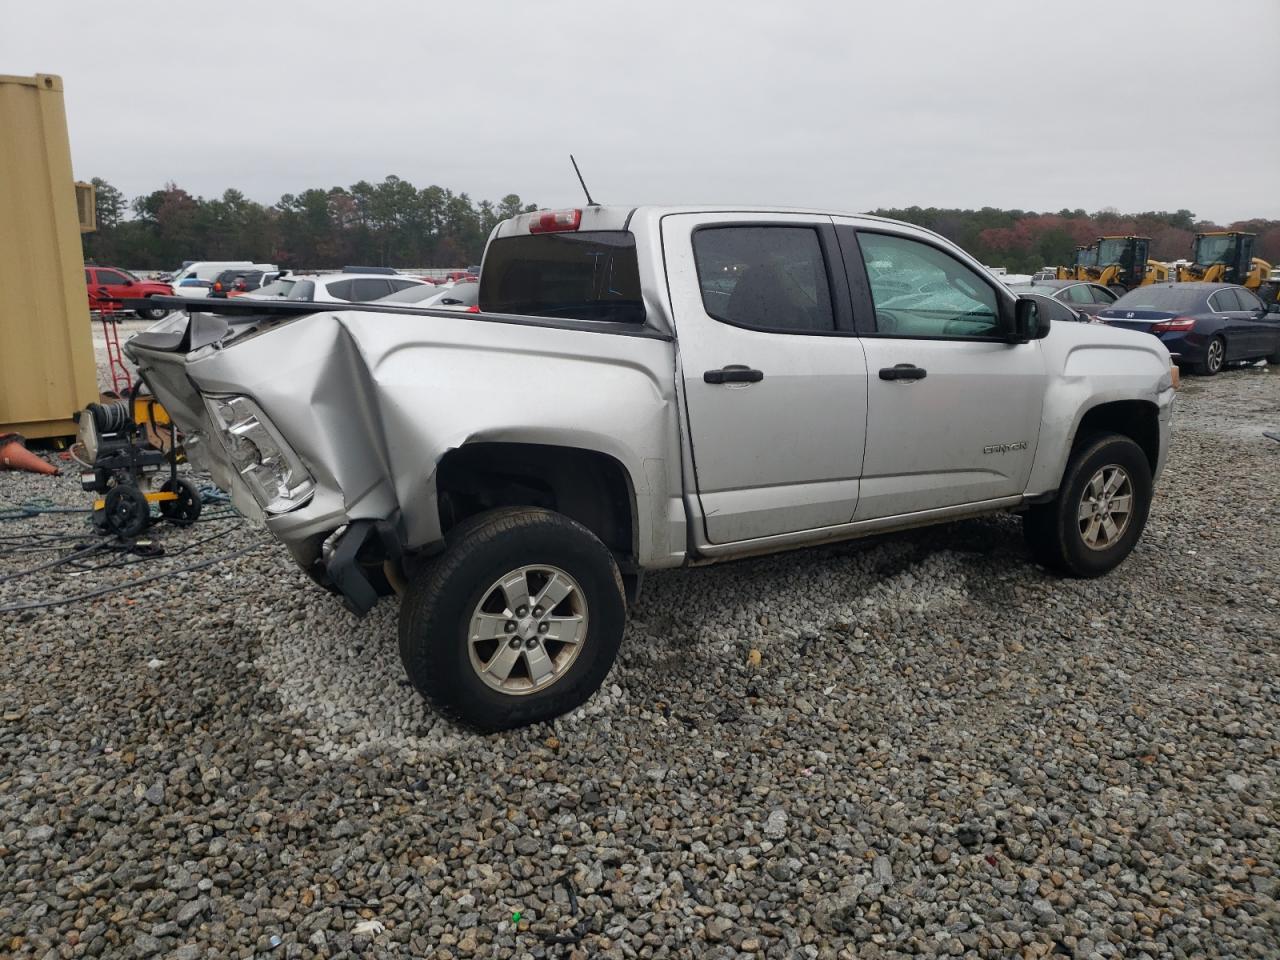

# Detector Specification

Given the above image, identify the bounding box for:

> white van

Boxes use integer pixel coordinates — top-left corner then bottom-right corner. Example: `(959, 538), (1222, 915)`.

(171, 261), (278, 298)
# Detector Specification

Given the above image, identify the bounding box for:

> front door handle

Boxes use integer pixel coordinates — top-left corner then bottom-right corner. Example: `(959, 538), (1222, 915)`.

(879, 363), (927, 381)
(704, 365), (764, 384)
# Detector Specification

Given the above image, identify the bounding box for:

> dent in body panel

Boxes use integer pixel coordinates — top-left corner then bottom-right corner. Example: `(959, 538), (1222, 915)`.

(187, 309), (682, 565)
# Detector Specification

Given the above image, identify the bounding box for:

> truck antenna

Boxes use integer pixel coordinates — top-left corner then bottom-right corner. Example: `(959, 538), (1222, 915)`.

(570, 155), (599, 206)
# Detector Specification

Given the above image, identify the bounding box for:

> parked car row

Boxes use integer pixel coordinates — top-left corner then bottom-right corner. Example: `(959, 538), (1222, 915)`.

(1099, 283), (1280, 375)
(1004, 276), (1280, 375)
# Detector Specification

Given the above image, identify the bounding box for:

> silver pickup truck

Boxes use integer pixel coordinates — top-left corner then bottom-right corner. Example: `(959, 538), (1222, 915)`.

(126, 205), (1176, 730)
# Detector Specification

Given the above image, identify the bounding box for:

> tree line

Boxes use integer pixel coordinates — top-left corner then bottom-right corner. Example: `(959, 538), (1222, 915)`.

(869, 206), (1280, 274)
(84, 176), (539, 270)
(84, 176), (1280, 274)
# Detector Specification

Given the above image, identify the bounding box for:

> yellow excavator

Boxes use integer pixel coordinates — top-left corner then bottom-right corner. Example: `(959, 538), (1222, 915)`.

(1072, 236), (1169, 292)
(1176, 231), (1277, 303)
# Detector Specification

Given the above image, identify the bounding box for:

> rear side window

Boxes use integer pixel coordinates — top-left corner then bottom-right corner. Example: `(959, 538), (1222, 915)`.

(692, 226), (834, 333)
(350, 278), (392, 301)
(1209, 289), (1241, 312)
(325, 279), (355, 300)
(480, 231), (644, 323)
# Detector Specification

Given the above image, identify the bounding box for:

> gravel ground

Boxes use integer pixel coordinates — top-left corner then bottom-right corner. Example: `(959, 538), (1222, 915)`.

(1, 365), (1277, 959)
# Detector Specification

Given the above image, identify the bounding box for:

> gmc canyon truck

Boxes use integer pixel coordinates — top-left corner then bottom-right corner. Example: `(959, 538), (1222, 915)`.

(125, 206), (1176, 731)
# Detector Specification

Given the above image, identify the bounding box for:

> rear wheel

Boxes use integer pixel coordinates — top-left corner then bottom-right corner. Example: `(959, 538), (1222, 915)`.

(398, 507), (625, 731)
(1192, 335), (1225, 376)
(1023, 434), (1152, 578)
(136, 298), (168, 321)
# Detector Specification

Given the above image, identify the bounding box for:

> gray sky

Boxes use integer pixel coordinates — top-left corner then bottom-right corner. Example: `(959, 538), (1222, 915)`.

(5, 0), (1279, 221)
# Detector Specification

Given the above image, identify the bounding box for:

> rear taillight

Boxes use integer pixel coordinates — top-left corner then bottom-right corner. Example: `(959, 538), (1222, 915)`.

(528, 209), (582, 234)
(1152, 317), (1195, 332)
(213, 281), (223, 292)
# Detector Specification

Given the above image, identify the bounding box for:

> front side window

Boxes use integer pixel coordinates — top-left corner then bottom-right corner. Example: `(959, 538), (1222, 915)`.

(1089, 285), (1117, 304)
(97, 269), (128, 285)
(1236, 289), (1262, 312)
(1062, 284), (1093, 305)
(692, 226), (834, 333)
(857, 233), (1000, 338)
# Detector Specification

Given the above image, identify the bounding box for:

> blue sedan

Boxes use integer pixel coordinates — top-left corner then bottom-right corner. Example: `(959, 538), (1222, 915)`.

(1099, 283), (1280, 375)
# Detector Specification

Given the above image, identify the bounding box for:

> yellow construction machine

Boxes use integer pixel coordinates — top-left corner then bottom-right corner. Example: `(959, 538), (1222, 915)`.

(1075, 236), (1168, 292)
(1176, 231), (1277, 303)
(1056, 245), (1097, 280)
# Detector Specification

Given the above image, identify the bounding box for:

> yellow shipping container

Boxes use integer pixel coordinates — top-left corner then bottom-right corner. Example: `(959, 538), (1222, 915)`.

(0, 73), (98, 440)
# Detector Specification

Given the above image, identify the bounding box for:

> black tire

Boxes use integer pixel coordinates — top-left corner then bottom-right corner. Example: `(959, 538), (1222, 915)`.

(158, 477), (202, 526)
(1022, 434), (1153, 578)
(136, 298), (168, 322)
(398, 507), (625, 732)
(103, 484), (151, 539)
(1192, 335), (1225, 376)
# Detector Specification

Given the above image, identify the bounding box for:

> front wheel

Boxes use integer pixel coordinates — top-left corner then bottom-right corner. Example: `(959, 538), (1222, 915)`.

(398, 507), (625, 731)
(1023, 434), (1153, 578)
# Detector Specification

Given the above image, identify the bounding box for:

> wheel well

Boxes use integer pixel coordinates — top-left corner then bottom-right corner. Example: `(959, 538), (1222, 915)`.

(1073, 400), (1160, 472)
(435, 443), (636, 561)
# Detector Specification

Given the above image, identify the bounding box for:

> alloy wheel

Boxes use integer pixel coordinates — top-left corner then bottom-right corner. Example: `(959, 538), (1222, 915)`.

(466, 564), (588, 695)
(1077, 465), (1133, 551)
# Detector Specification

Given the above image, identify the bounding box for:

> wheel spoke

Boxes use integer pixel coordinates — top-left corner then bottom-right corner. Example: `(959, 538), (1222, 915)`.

(1100, 515), (1119, 544)
(542, 615), (585, 645)
(1083, 516), (1102, 546)
(1109, 494), (1132, 514)
(1103, 469), (1125, 496)
(534, 572), (575, 612)
(471, 613), (510, 643)
(482, 643), (521, 681)
(1078, 500), (1095, 522)
(523, 644), (555, 685)
(498, 571), (532, 614)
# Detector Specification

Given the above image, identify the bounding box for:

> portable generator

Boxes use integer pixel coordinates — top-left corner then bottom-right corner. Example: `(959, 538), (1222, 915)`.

(76, 397), (202, 538)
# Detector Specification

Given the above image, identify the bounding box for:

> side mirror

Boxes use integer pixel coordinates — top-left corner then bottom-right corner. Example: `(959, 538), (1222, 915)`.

(1269, 302), (1280, 315)
(1013, 297), (1050, 341)
(124, 279), (134, 286)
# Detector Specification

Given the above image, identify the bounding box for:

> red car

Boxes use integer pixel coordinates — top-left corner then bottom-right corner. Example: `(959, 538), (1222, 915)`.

(85, 267), (173, 320)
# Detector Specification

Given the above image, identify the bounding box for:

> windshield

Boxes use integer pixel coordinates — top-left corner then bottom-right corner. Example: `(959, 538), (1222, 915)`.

(1096, 239), (1129, 265)
(1110, 287), (1203, 311)
(1195, 234), (1235, 265)
(480, 231), (644, 323)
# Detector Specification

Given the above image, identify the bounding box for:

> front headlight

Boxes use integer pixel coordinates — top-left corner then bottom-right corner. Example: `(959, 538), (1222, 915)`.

(204, 394), (315, 514)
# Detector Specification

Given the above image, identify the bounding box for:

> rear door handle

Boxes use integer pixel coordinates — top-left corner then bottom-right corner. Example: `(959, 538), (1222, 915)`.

(879, 363), (927, 381)
(704, 365), (764, 384)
